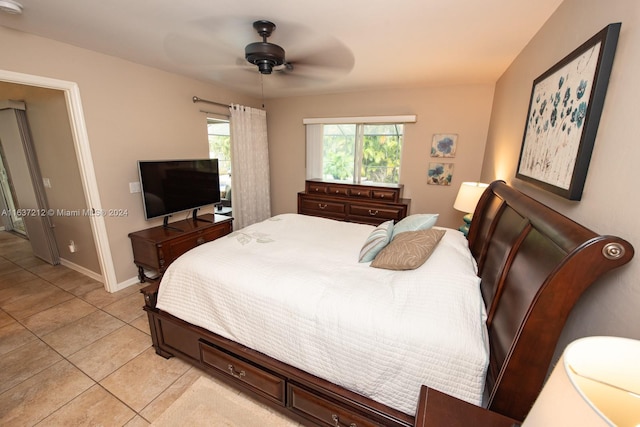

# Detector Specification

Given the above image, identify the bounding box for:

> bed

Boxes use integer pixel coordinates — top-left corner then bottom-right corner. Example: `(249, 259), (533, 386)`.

(142, 181), (634, 425)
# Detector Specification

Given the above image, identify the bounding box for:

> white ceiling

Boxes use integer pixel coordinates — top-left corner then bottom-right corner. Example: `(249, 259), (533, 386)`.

(0, 0), (564, 99)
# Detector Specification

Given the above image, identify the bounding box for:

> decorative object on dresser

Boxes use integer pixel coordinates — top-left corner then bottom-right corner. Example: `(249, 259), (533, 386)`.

(297, 179), (411, 225)
(453, 181), (489, 236)
(128, 213), (232, 283)
(141, 181), (633, 426)
(516, 23), (621, 200)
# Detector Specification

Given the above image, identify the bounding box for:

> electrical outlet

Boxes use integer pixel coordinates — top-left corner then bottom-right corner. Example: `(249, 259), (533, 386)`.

(43, 178), (51, 188)
(129, 182), (141, 193)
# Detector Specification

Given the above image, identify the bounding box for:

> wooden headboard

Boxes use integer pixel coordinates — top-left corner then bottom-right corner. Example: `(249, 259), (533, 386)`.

(467, 180), (634, 420)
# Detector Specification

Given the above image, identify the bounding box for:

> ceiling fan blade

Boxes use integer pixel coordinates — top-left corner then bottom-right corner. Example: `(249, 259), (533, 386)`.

(164, 16), (355, 92)
(164, 16), (255, 67)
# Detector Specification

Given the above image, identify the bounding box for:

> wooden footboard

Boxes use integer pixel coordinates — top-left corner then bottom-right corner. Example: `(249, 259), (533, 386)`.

(141, 287), (414, 427)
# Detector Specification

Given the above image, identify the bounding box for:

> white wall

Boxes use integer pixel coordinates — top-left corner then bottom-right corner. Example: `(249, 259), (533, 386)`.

(481, 0), (640, 358)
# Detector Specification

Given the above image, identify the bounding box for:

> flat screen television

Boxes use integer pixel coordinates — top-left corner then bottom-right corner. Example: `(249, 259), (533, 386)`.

(138, 159), (221, 225)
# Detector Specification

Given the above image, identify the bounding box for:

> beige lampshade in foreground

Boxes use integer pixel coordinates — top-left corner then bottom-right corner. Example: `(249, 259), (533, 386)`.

(453, 182), (489, 214)
(522, 336), (640, 427)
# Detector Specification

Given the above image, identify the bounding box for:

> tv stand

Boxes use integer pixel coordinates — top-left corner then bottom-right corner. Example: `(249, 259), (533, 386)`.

(128, 214), (233, 283)
(162, 216), (183, 232)
(191, 209), (213, 223)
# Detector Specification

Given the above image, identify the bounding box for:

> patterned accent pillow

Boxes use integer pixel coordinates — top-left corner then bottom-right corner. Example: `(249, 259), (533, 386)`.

(371, 228), (446, 270)
(391, 214), (439, 240)
(358, 220), (394, 263)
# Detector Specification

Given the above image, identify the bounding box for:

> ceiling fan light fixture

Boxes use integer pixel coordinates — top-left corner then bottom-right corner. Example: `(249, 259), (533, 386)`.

(0, 0), (23, 14)
(245, 41), (285, 74)
(245, 20), (286, 75)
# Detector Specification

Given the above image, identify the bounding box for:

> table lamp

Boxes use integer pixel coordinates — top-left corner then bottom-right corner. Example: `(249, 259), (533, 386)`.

(522, 336), (640, 426)
(453, 182), (488, 236)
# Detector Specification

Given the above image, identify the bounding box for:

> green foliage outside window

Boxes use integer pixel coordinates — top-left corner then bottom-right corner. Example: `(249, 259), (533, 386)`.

(321, 123), (402, 184)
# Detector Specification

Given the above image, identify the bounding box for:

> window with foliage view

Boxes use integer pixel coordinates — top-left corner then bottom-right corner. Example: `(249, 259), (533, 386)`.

(207, 118), (231, 196)
(307, 123), (404, 185)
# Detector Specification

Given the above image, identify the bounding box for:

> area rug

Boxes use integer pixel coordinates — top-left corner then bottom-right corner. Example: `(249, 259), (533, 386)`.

(151, 376), (299, 427)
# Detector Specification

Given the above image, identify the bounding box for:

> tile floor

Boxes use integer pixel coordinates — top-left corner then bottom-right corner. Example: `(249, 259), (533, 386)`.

(0, 231), (295, 426)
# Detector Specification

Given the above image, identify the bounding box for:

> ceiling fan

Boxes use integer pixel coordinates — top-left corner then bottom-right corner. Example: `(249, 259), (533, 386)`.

(164, 17), (354, 92)
(244, 20), (287, 74)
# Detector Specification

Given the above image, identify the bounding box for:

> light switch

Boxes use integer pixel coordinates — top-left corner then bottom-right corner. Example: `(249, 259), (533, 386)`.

(129, 182), (141, 193)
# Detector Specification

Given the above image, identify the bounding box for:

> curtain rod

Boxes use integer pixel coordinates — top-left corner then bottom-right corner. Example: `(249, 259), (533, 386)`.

(192, 96), (230, 108)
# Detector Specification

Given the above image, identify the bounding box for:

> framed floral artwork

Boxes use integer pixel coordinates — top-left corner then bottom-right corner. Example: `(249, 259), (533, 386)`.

(516, 23), (620, 200)
(427, 162), (454, 186)
(431, 134), (457, 157)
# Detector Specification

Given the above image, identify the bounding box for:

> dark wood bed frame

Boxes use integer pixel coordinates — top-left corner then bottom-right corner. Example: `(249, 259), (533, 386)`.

(142, 180), (633, 425)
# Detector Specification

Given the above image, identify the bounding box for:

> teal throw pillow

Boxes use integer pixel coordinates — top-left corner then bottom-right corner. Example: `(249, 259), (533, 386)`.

(358, 220), (394, 263)
(392, 214), (439, 240)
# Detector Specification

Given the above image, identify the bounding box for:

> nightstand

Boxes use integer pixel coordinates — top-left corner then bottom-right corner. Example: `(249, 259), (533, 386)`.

(414, 386), (520, 427)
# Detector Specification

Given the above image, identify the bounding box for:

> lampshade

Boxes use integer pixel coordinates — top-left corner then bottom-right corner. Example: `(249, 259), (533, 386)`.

(0, 0), (23, 14)
(522, 336), (640, 427)
(453, 182), (488, 214)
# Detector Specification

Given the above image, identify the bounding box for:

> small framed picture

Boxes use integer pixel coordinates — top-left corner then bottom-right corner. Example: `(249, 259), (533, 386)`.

(431, 134), (457, 158)
(427, 162), (454, 186)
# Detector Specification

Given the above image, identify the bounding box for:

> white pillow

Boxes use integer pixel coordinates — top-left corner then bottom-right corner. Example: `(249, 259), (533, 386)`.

(358, 220), (394, 262)
(392, 214), (439, 239)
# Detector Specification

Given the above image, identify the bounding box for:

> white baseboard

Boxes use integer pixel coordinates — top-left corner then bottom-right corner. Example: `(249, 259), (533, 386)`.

(59, 257), (103, 282)
(59, 257), (146, 293)
(112, 275), (144, 292)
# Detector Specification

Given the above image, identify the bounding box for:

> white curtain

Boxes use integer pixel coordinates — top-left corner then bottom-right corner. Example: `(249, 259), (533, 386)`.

(229, 104), (271, 229)
(305, 124), (323, 179)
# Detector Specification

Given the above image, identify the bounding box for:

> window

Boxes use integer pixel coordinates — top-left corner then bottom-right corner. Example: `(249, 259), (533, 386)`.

(207, 118), (231, 200)
(305, 118), (411, 185)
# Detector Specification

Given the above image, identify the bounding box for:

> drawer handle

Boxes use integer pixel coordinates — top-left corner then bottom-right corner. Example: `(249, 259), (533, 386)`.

(368, 209), (379, 216)
(332, 414), (356, 427)
(227, 364), (246, 380)
(318, 203), (327, 209)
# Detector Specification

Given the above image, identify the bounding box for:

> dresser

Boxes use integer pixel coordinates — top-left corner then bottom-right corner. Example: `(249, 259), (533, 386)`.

(128, 213), (233, 282)
(298, 179), (411, 225)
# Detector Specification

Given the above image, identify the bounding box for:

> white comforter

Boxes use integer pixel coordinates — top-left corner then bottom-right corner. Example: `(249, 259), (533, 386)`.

(156, 214), (489, 415)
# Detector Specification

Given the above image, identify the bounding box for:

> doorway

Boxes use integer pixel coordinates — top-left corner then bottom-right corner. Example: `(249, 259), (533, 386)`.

(0, 70), (117, 291)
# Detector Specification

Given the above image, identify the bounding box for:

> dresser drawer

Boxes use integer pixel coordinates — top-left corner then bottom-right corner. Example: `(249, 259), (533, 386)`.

(327, 185), (351, 197)
(349, 187), (372, 199)
(349, 204), (406, 222)
(300, 197), (347, 216)
(289, 383), (387, 427)
(161, 231), (211, 265)
(308, 182), (329, 194)
(200, 341), (286, 404)
(371, 189), (398, 201)
(200, 221), (233, 241)
(163, 221), (232, 263)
